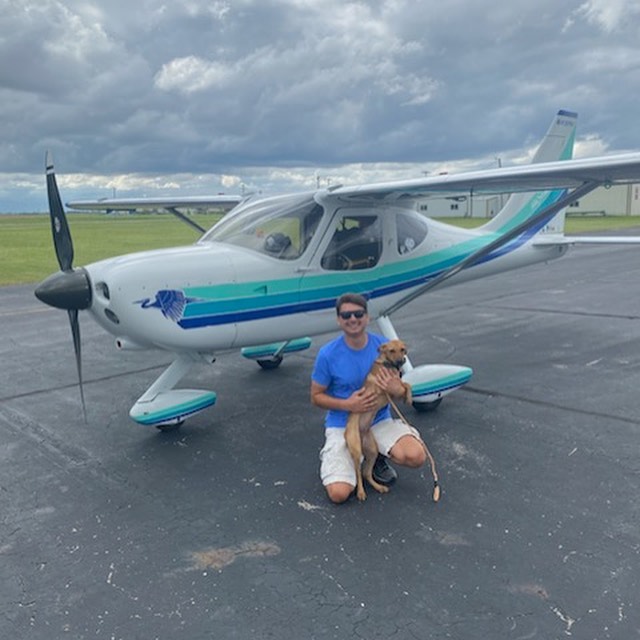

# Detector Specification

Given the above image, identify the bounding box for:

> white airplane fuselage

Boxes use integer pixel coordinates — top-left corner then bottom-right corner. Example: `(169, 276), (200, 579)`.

(84, 195), (568, 354)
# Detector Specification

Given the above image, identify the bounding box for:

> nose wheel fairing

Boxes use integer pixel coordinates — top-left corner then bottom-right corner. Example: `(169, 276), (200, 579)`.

(130, 389), (217, 426)
(128, 353), (217, 427)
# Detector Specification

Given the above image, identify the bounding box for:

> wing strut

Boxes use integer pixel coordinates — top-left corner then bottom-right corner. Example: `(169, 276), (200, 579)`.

(380, 180), (600, 317)
(166, 207), (207, 234)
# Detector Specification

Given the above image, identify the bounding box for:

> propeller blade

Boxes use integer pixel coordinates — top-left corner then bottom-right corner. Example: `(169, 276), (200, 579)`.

(45, 151), (74, 272)
(39, 153), (90, 421)
(68, 309), (87, 421)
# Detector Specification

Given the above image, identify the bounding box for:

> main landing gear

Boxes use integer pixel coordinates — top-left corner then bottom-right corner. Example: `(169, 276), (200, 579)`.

(376, 315), (472, 412)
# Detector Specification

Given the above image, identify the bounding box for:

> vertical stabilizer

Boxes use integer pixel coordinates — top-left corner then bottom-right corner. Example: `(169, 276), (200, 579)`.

(480, 110), (577, 235)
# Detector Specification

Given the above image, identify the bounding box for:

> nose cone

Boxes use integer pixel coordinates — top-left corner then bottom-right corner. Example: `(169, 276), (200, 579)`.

(35, 268), (92, 310)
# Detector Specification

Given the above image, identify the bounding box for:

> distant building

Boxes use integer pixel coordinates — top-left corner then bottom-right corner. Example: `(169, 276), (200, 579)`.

(414, 194), (508, 218)
(566, 183), (640, 216)
(416, 184), (640, 218)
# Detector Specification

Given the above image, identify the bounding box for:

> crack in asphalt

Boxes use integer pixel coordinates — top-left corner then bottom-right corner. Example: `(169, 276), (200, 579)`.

(462, 385), (640, 426)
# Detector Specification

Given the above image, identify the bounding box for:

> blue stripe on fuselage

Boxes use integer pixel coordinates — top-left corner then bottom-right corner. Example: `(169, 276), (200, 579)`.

(177, 196), (564, 329)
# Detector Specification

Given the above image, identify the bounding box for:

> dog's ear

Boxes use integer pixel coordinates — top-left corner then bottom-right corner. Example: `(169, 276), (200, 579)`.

(379, 343), (388, 354)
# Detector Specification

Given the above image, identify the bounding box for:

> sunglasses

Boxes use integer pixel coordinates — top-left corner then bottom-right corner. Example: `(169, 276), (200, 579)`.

(338, 309), (366, 320)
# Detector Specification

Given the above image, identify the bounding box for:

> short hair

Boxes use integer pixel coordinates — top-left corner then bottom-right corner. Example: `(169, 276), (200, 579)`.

(335, 292), (368, 314)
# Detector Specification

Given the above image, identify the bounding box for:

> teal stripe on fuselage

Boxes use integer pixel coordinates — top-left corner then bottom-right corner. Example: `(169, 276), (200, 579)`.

(179, 184), (566, 325)
(491, 188), (566, 235)
(182, 234), (489, 320)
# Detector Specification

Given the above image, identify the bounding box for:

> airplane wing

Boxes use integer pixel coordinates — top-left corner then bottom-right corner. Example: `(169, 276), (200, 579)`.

(376, 153), (640, 316)
(66, 195), (243, 212)
(332, 153), (640, 200)
(66, 195), (244, 234)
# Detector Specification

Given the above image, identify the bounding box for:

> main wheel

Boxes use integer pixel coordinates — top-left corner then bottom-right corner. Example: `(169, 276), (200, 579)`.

(155, 419), (185, 432)
(412, 398), (442, 413)
(257, 355), (283, 370)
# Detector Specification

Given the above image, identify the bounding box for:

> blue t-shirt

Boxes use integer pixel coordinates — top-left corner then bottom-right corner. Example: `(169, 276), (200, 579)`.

(311, 332), (391, 428)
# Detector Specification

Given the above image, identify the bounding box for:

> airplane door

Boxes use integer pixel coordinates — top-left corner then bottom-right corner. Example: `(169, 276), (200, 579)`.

(299, 207), (387, 333)
(231, 199), (325, 346)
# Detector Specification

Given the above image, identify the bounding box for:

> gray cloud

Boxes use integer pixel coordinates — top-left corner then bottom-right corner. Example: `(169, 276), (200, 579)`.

(1, 0), (639, 211)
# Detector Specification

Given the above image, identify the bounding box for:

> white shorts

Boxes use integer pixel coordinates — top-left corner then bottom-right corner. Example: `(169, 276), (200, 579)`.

(319, 419), (422, 487)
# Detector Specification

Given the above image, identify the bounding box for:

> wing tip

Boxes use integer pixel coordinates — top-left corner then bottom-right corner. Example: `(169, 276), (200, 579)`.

(45, 150), (54, 174)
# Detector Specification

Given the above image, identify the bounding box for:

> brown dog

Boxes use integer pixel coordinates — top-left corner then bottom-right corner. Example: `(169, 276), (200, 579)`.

(344, 339), (412, 501)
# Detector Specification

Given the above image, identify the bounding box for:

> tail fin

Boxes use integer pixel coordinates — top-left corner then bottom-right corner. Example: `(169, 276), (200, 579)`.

(480, 110), (577, 235)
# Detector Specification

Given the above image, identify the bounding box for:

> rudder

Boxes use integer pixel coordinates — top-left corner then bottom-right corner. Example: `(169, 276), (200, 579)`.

(480, 110), (577, 235)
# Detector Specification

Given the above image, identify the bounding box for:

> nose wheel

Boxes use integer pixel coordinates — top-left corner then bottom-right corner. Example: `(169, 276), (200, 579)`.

(155, 420), (185, 432)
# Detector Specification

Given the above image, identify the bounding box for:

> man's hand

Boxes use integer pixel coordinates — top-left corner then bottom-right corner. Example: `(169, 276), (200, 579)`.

(373, 367), (406, 398)
(311, 381), (378, 413)
(346, 388), (379, 413)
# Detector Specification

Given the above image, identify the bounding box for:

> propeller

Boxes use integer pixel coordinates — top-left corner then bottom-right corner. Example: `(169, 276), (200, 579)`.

(35, 152), (92, 419)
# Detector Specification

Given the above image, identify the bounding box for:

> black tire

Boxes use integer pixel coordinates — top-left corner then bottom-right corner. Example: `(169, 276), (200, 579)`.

(257, 355), (283, 370)
(155, 419), (185, 432)
(412, 398), (442, 413)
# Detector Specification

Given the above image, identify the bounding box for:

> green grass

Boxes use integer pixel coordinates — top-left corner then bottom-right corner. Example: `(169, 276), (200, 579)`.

(0, 213), (222, 286)
(2, 212), (639, 286)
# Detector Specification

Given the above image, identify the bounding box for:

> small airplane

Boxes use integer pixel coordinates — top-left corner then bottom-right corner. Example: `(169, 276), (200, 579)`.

(35, 110), (640, 428)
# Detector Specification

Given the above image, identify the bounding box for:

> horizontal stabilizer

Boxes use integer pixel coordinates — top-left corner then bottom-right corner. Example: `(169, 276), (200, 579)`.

(533, 235), (640, 246)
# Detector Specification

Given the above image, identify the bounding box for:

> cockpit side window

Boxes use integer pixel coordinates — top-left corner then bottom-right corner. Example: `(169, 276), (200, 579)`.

(321, 215), (382, 271)
(396, 212), (428, 255)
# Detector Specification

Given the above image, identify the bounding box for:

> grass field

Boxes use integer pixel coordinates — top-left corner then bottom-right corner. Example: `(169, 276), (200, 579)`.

(0, 213), (222, 286)
(1, 212), (639, 286)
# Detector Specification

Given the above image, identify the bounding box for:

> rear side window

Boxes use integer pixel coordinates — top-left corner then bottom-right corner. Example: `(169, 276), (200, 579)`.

(396, 212), (428, 255)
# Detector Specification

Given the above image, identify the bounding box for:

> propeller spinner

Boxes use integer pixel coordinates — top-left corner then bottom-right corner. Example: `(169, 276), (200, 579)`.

(35, 152), (92, 418)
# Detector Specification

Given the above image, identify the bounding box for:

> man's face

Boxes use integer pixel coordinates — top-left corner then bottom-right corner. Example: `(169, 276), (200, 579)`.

(336, 302), (369, 336)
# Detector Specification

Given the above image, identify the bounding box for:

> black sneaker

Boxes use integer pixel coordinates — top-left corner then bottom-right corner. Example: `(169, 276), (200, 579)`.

(372, 454), (398, 486)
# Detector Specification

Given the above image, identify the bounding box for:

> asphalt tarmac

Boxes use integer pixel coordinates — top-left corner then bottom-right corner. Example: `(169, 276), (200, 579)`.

(1, 243), (639, 639)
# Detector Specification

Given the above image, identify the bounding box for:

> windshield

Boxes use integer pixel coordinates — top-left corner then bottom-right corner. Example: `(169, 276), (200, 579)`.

(200, 193), (324, 260)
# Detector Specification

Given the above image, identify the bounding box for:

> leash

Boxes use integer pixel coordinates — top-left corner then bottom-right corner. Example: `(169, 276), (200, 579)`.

(386, 392), (441, 503)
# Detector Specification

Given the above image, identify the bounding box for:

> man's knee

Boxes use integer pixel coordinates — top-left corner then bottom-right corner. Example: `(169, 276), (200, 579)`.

(326, 482), (354, 504)
(404, 446), (428, 468)
(389, 436), (427, 468)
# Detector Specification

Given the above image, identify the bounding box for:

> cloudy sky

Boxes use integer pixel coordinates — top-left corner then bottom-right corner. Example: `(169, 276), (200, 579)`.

(1, 0), (639, 212)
